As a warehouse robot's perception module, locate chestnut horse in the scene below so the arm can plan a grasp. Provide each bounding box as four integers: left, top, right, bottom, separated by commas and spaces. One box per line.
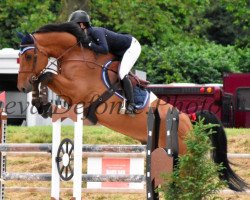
17, 22, 248, 191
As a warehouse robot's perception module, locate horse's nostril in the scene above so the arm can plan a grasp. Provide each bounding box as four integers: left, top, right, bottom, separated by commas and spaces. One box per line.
21, 88, 26, 93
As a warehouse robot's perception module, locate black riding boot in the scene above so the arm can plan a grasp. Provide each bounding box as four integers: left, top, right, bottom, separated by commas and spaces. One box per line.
121, 75, 136, 114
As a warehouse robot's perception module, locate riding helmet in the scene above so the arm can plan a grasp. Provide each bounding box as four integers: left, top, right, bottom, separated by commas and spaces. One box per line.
68, 10, 90, 23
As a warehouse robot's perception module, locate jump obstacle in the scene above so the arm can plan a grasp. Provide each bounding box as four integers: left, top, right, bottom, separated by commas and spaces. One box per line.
1, 107, 249, 199
0, 108, 7, 199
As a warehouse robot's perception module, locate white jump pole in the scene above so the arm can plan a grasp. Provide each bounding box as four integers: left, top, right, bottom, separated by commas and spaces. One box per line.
51, 113, 61, 199
0, 109, 7, 200
73, 104, 83, 200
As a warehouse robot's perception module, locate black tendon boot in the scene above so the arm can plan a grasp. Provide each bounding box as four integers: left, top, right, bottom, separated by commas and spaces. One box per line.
121, 75, 136, 114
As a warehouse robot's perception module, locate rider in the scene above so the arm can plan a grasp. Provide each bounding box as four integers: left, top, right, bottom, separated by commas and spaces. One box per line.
68, 10, 141, 114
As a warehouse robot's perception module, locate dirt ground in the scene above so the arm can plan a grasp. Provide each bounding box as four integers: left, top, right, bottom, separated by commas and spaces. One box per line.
3, 134, 250, 200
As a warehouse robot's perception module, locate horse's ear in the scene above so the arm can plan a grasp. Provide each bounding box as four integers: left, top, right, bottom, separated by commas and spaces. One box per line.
17, 32, 24, 40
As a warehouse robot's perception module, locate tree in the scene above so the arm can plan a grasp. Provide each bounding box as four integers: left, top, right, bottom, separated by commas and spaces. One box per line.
204, 0, 250, 47
57, 0, 90, 22
89, 0, 210, 46
161, 120, 225, 200
0, 0, 61, 49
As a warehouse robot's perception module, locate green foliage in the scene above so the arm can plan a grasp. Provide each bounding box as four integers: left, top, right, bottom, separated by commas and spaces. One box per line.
90, 0, 209, 45
0, 0, 62, 49
161, 120, 225, 200
238, 47, 250, 72
204, 0, 250, 47
224, 0, 250, 48
137, 41, 243, 84
136, 44, 184, 84
6, 125, 139, 144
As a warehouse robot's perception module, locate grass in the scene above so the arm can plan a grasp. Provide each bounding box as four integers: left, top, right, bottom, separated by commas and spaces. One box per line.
6, 126, 249, 145
6, 125, 140, 145
225, 128, 250, 153
225, 128, 250, 136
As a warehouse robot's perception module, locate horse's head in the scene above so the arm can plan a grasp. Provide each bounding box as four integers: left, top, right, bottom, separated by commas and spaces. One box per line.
17, 32, 48, 93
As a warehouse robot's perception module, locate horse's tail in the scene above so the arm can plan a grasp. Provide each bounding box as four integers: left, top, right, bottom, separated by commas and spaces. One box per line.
195, 110, 249, 191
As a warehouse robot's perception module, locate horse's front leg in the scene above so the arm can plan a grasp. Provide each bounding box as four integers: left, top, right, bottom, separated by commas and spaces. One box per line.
31, 81, 52, 118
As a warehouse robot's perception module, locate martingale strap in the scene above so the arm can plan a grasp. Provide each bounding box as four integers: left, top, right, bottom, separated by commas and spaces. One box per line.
84, 82, 120, 124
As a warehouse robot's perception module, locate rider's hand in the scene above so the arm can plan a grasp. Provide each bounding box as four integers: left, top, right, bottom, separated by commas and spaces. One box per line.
80, 36, 92, 48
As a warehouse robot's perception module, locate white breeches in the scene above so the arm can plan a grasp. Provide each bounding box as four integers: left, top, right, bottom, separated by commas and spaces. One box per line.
119, 37, 141, 79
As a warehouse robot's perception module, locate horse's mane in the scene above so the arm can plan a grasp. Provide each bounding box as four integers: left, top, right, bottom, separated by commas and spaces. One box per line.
35, 22, 85, 42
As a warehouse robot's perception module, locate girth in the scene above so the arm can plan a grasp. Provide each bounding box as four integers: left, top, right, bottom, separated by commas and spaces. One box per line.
84, 82, 120, 125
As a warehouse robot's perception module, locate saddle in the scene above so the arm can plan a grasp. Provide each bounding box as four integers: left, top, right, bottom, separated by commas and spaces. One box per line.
104, 58, 150, 88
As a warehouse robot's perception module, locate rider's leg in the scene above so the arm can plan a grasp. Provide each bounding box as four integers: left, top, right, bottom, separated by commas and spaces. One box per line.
121, 75, 136, 113
119, 37, 141, 113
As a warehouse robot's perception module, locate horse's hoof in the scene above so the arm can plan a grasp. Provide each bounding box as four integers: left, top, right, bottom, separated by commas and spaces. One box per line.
41, 103, 52, 118
37, 105, 44, 115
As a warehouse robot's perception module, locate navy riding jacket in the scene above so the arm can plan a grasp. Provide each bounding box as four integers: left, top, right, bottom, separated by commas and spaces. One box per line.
86, 27, 132, 58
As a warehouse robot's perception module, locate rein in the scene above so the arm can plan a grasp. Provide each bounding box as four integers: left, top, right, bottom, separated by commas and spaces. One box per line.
60, 43, 118, 74
60, 58, 118, 74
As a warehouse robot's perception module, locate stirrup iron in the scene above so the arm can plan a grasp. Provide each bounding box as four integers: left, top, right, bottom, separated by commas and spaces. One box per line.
119, 98, 126, 114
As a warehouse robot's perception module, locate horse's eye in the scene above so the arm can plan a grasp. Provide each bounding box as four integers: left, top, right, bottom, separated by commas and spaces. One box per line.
25, 54, 32, 61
